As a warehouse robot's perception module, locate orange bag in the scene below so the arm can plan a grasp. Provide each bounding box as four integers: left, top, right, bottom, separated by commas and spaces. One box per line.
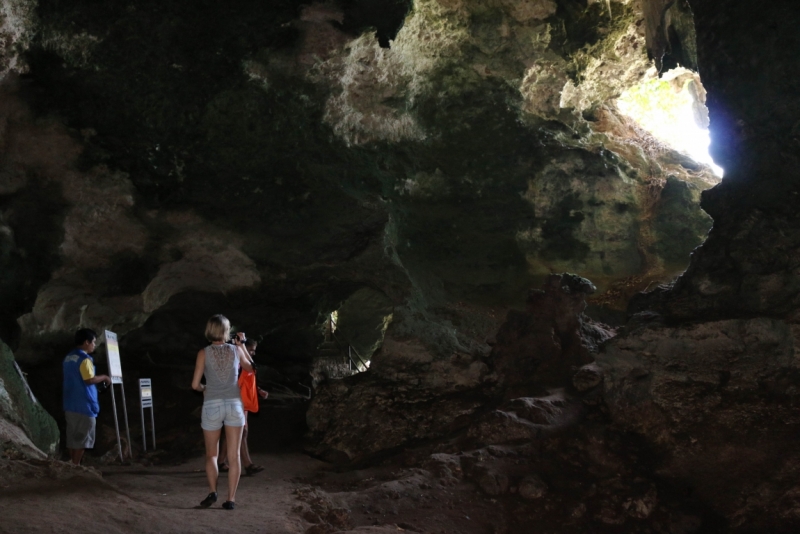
238, 370, 259, 413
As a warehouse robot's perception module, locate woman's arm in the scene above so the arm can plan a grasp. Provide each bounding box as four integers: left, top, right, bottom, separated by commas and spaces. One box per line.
236, 344, 254, 372
191, 349, 206, 391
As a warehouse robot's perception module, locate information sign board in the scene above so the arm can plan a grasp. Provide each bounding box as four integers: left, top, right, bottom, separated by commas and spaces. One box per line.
105, 330, 123, 384
140, 379, 153, 408
103, 330, 132, 460
139, 378, 156, 451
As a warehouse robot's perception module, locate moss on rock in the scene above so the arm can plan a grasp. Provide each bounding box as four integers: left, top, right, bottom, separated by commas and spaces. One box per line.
0, 338, 59, 457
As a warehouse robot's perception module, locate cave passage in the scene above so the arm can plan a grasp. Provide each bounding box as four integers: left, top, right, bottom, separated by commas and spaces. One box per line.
312, 288, 392, 384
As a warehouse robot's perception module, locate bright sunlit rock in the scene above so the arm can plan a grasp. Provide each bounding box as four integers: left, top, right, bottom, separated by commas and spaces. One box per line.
616, 67, 724, 178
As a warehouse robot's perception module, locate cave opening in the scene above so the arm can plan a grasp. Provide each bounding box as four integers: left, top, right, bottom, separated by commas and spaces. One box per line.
616, 66, 724, 178
336, 0, 412, 48
313, 288, 393, 385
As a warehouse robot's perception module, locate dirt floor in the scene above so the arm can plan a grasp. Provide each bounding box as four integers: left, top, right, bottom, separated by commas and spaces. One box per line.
0, 453, 321, 534
0, 451, 503, 534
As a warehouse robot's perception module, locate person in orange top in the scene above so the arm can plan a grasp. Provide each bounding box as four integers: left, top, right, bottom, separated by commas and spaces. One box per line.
219, 338, 268, 476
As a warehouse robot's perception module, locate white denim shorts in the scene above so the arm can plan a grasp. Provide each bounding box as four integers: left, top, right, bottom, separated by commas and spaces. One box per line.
201, 398, 245, 431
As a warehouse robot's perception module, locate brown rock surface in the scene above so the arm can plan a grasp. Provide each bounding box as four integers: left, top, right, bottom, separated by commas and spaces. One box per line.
598, 315, 800, 530
306, 332, 497, 464
493, 274, 614, 398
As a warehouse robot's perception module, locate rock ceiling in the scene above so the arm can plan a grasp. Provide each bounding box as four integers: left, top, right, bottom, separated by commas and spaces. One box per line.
2, 0, 715, 358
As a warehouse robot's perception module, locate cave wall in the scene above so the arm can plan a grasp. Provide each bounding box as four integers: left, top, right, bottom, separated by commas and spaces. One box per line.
0, 0, 716, 451
305, 1, 800, 528
303, 0, 716, 463
0, 338, 59, 458
0, 0, 727, 465
634, 0, 800, 321
1, 0, 715, 353
592, 1, 800, 530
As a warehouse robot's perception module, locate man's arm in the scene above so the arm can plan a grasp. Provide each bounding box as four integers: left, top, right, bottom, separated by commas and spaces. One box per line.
80, 358, 111, 386
84, 375, 112, 386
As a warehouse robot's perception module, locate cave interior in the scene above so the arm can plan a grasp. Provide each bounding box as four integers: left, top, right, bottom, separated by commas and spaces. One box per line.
1, 0, 800, 532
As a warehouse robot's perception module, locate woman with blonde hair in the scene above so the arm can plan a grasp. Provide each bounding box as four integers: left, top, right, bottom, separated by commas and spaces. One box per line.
191, 314, 254, 510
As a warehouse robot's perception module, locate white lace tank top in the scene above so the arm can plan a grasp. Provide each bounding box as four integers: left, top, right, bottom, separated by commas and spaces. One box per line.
203, 344, 240, 401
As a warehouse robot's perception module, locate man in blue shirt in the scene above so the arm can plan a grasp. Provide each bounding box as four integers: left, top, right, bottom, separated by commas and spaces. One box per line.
63, 328, 111, 465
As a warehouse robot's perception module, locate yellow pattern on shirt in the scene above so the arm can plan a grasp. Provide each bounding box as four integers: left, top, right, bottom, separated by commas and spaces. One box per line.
79, 358, 95, 381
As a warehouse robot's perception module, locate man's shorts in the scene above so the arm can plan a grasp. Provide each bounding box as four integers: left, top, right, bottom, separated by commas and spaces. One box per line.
65, 411, 96, 449
201, 398, 245, 431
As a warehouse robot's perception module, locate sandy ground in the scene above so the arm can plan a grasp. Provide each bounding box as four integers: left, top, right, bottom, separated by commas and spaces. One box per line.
0, 453, 326, 534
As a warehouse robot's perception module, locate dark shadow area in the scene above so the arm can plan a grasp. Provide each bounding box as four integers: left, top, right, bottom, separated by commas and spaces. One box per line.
0, 177, 68, 349
335, 0, 411, 48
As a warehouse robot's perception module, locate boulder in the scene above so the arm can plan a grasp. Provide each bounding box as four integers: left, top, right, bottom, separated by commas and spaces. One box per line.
492, 273, 613, 398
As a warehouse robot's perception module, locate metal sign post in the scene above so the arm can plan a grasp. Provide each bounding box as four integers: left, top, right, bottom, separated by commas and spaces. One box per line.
139, 379, 156, 452
105, 330, 133, 461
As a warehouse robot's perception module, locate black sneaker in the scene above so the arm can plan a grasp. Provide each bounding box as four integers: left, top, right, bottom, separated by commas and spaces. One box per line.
200, 492, 217, 508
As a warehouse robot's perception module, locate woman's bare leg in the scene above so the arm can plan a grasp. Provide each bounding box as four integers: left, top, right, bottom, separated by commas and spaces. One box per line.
218, 431, 228, 467
202, 428, 222, 493
240, 412, 252, 467
224, 423, 245, 502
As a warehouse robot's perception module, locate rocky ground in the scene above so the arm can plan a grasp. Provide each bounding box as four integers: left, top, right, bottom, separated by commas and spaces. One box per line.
0, 446, 711, 534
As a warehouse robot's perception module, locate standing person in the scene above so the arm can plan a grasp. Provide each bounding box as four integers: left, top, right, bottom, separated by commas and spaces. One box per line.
63, 328, 112, 466
191, 314, 253, 510
218, 338, 268, 475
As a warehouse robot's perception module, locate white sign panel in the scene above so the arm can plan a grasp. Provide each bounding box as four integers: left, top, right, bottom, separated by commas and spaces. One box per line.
105, 330, 132, 460
140, 378, 153, 408
139, 378, 156, 450
105, 330, 123, 384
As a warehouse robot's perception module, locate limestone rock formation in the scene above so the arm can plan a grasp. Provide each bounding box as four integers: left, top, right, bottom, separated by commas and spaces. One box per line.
591, 3, 800, 530
599, 316, 800, 530
307, 273, 610, 463
492, 273, 613, 398
0, 0, 36, 76
0, 0, 718, 373
306, 324, 497, 464
0, 338, 59, 458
